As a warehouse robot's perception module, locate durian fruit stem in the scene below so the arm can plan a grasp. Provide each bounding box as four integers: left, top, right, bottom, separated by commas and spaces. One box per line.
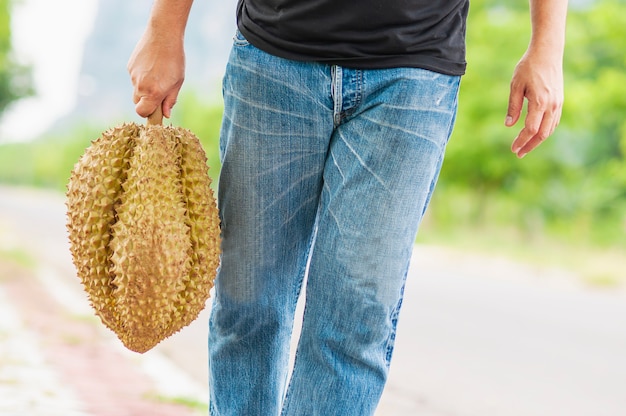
147, 106, 163, 126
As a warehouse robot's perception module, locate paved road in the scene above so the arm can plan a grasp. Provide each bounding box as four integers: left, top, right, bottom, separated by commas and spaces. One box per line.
1, 185, 625, 415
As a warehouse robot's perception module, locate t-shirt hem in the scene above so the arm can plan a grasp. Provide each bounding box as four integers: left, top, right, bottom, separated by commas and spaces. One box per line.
239, 25, 466, 76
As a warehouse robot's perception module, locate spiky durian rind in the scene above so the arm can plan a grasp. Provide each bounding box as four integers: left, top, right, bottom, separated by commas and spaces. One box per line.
66, 123, 139, 332
66, 122, 220, 353
175, 128, 220, 329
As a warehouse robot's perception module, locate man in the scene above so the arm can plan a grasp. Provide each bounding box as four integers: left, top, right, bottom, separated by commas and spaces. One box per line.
128, 0, 567, 414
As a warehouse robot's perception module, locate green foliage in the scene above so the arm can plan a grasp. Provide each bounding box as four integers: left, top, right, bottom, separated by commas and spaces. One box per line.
170, 93, 223, 182
442, 1, 530, 191
0, 93, 223, 192
425, 0, 626, 247
0, 124, 101, 190
0, 0, 625, 254
0, 0, 34, 117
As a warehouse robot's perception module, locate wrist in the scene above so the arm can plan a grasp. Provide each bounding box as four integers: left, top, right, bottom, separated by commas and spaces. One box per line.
528, 33, 565, 57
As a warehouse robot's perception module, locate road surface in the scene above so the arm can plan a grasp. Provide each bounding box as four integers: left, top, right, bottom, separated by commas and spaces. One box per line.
1, 185, 625, 415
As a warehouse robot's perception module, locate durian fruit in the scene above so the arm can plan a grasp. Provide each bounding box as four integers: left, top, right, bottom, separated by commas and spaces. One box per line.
66, 117, 220, 353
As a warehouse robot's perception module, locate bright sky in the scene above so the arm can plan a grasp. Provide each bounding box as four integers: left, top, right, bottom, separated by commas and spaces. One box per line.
0, 0, 98, 142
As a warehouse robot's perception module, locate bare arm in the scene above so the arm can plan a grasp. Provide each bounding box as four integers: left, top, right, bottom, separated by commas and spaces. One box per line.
506, 0, 568, 158
127, 0, 194, 119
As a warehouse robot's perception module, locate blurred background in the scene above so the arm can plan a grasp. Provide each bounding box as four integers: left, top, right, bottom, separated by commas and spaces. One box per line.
1, 0, 625, 279
0, 0, 625, 415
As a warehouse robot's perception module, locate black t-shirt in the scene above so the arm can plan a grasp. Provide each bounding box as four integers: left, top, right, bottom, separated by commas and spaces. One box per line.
236, 0, 469, 75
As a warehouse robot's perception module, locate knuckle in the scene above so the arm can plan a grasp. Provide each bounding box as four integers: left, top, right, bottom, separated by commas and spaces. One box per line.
139, 83, 159, 98
533, 97, 546, 108
534, 132, 545, 143
525, 124, 540, 136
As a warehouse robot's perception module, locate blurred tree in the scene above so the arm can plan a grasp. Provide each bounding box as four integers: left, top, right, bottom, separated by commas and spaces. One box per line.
0, 0, 34, 118
0, 0, 624, 247
430, 0, 626, 243
170, 93, 223, 183
553, 0, 626, 241
439, 0, 539, 222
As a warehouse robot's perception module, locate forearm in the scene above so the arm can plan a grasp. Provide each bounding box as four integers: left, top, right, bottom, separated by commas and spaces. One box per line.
527, 0, 568, 57
146, 0, 195, 40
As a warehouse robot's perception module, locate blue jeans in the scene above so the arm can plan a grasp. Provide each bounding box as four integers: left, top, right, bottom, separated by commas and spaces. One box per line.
208, 31, 460, 416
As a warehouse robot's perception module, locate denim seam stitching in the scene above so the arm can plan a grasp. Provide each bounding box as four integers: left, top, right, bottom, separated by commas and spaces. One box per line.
331, 65, 343, 127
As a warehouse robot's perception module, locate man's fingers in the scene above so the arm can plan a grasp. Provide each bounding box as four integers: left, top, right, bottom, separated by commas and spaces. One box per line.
162, 95, 178, 119
134, 93, 178, 119
514, 105, 557, 158
511, 99, 540, 153
505, 82, 525, 127
134, 96, 161, 118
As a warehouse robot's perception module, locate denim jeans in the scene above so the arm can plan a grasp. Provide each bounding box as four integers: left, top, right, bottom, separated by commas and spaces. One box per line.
208, 31, 460, 416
